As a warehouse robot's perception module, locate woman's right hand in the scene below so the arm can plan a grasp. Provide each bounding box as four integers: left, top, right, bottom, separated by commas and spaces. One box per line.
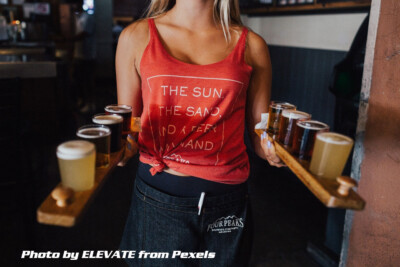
260, 132, 286, 168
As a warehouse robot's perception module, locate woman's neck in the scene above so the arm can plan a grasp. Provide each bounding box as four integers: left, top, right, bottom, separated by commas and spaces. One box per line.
167, 0, 216, 31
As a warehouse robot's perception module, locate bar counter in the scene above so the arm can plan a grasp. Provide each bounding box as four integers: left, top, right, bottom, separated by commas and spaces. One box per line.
0, 42, 56, 79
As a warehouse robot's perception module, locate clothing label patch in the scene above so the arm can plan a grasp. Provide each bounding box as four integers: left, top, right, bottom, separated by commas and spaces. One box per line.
207, 215, 244, 234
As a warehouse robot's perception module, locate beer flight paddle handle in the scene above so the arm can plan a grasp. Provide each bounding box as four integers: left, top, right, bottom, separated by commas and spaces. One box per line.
51, 186, 74, 207
337, 176, 357, 197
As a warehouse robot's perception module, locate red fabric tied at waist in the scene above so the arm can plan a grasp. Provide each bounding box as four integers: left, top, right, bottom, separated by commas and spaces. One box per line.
149, 158, 166, 176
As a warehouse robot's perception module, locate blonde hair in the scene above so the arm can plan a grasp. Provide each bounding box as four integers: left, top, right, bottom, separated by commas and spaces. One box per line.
146, 0, 242, 42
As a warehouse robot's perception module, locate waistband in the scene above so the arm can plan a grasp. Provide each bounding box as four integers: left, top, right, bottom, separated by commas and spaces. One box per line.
135, 174, 248, 211
137, 161, 247, 197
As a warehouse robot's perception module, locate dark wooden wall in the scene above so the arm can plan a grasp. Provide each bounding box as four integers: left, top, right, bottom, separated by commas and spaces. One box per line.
269, 45, 347, 128
113, 0, 149, 19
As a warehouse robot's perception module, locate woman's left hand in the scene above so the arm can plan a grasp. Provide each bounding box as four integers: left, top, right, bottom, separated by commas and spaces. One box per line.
260, 132, 286, 168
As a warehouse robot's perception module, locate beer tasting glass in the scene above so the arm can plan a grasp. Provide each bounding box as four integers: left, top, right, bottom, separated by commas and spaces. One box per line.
267, 102, 296, 136
131, 116, 142, 133
292, 120, 329, 160
57, 140, 95, 191
92, 113, 123, 152
278, 110, 311, 147
309, 132, 354, 179
76, 124, 111, 168
105, 104, 132, 136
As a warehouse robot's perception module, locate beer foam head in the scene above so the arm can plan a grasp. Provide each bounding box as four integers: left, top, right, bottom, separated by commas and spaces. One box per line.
282, 110, 311, 120
77, 125, 111, 139
105, 104, 132, 114
297, 120, 329, 130
57, 140, 95, 160
92, 113, 123, 125
317, 132, 354, 145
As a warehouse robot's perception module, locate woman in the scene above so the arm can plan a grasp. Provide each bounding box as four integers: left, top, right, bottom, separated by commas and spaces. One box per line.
116, 0, 284, 266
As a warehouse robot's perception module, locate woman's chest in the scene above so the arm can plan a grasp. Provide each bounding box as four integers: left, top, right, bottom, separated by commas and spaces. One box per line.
158, 30, 238, 65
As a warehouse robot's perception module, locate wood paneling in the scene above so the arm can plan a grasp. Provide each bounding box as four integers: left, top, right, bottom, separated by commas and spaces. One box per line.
113, 0, 149, 19
268, 45, 346, 128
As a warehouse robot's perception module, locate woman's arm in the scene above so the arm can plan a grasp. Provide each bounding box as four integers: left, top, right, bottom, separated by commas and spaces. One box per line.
245, 31, 285, 167
115, 21, 149, 117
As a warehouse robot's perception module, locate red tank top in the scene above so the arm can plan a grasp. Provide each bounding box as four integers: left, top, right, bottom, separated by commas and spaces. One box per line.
138, 18, 253, 184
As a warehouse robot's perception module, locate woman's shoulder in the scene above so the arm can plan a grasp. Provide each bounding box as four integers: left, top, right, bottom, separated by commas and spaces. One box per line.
230, 25, 268, 51
244, 28, 270, 66
117, 19, 151, 65
117, 19, 152, 53
119, 19, 149, 43
246, 29, 268, 52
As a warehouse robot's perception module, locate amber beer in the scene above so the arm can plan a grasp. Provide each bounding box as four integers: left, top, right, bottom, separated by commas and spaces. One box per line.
57, 140, 95, 191
278, 110, 311, 147
267, 102, 296, 136
77, 125, 111, 168
105, 104, 132, 136
92, 113, 123, 152
292, 120, 329, 160
309, 132, 354, 179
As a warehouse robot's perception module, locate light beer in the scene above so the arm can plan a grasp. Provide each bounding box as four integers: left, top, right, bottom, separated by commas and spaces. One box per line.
278, 110, 311, 147
77, 124, 111, 168
309, 132, 354, 179
57, 140, 95, 191
92, 113, 123, 152
292, 120, 329, 160
267, 102, 296, 136
105, 104, 132, 136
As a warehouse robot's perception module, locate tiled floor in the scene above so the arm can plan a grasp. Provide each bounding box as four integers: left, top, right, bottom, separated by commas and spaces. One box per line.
4, 77, 331, 267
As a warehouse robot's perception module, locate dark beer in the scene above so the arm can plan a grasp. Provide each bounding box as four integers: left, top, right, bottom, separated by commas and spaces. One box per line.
278, 110, 311, 147
292, 120, 329, 160
267, 102, 296, 136
92, 113, 123, 152
77, 124, 111, 168
105, 104, 132, 136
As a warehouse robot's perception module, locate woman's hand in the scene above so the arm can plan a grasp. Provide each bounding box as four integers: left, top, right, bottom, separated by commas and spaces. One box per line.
117, 133, 138, 167
260, 132, 286, 168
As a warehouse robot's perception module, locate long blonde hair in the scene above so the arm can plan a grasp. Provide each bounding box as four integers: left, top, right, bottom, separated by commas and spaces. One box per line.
146, 0, 242, 42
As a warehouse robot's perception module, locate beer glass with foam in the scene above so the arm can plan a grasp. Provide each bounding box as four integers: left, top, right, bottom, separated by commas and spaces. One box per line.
92, 113, 123, 152
292, 120, 329, 160
77, 124, 111, 168
105, 104, 132, 136
309, 132, 354, 179
57, 140, 95, 191
267, 102, 296, 136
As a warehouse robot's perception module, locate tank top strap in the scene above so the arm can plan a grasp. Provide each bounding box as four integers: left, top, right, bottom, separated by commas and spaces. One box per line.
228, 27, 249, 64
147, 18, 158, 41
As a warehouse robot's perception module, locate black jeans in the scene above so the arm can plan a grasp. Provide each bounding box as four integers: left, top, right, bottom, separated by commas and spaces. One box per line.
120, 175, 252, 267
